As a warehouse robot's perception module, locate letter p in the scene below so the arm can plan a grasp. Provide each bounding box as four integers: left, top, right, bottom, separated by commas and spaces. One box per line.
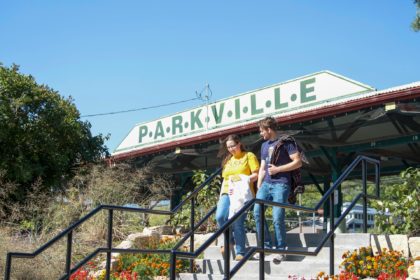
138, 126, 148, 143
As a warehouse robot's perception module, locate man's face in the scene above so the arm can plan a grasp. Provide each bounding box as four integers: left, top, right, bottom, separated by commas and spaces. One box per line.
259, 127, 270, 140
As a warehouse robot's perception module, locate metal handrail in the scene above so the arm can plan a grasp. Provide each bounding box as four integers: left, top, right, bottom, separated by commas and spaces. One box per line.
167, 155, 380, 279
4, 167, 222, 280
4, 155, 380, 280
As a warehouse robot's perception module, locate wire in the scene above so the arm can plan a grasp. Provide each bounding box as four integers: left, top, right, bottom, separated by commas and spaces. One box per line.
196, 84, 212, 102
80, 97, 200, 118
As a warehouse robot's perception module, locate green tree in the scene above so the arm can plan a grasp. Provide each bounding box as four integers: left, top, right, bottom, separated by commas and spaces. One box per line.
0, 63, 108, 201
371, 168, 420, 236
412, 0, 420, 31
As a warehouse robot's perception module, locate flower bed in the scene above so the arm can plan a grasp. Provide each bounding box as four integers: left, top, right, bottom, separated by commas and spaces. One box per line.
317, 246, 413, 280
70, 236, 191, 280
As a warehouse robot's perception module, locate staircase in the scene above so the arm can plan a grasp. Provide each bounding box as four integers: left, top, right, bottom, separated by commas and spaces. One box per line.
179, 232, 371, 279
4, 156, 380, 280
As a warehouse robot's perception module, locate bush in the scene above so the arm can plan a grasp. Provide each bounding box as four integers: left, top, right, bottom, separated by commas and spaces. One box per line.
112, 237, 190, 280
340, 246, 412, 279
0, 163, 175, 279
70, 237, 191, 280
0, 227, 65, 280
317, 246, 413, 280
50, 163, 174, 242
169, 169, 221, 233
372, 167, 420, 236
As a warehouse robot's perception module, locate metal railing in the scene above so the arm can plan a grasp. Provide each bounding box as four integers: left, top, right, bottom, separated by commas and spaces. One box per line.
4, 155, 380, 280
167, 155, 380, 279
4, 167, 222, 280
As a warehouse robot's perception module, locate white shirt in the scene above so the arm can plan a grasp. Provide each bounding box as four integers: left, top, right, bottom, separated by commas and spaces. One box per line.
226, 174, 253, 219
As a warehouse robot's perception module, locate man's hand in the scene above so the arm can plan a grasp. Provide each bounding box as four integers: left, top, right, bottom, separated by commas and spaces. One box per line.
267, 164, 279, 176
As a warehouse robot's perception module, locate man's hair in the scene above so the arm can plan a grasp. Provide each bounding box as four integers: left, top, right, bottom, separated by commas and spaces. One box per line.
258, 116, 277, 131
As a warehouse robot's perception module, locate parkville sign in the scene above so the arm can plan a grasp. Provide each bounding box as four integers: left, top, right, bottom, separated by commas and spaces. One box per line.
113, 71, 374, 155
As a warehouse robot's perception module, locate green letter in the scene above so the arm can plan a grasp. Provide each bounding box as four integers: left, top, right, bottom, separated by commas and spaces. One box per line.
211, 103, 225, 124
300, 78, 316, 103
138, 126, 148, 143
190, 109, 203, 130
235, 99, 241, 119
251, 94, 263, 115
172, 115, 183, 135
274, 88, 288, 109
154, 121, 165, 139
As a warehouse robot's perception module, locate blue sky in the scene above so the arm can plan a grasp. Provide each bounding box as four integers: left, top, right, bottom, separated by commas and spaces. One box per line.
1, 1, 419, 152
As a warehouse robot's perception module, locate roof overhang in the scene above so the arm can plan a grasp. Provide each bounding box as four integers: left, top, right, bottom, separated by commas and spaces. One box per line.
111, 79, 420, 162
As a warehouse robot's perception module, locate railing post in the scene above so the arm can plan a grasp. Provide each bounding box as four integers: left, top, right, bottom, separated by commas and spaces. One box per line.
224, 226, 231, 279
169, 250, 177, 280
375, 161, 380, 198
4, 253, 12, 280
65, 231, 73, 279
329, 190, 335, 276
259, 201, 265, 280
362, 160, 368, 233
105, 209, 113, 280
189, 196, 195, 273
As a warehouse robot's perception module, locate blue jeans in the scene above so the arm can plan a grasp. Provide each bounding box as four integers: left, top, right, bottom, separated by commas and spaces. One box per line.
215, 194, 247, 256
253, 182, 289, 249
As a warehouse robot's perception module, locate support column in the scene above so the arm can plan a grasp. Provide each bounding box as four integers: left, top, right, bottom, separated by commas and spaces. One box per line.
170, 173, 191, 210
320, 147, 343, 222
323, 177, 330, 232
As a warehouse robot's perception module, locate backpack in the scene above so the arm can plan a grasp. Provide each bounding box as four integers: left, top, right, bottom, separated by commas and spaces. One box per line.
270, 135, 307, 204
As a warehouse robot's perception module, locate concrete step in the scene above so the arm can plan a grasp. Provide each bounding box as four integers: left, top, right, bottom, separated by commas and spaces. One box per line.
203, 245, 350, 262
217, 232, 370, 248
179, 272, 322, 280
179, 233, 371, 280
194, 258, 331, 276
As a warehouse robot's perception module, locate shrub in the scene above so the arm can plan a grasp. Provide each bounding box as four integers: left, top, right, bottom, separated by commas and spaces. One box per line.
39, 163, 175, 241
0, 163, 175, 279
340, 246, 412, 279
169, 169, 221, 233
372, 167, 420, 236
77, 237, 191, 280
0, 227, 66, 280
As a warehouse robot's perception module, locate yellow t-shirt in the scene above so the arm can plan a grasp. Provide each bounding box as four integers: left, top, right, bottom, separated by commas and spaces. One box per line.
221, 151, 260, 194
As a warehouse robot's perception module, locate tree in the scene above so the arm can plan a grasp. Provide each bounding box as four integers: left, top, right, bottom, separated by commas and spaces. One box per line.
371, 168, 420, 236
0, 63, 109, 201
413, 0, 420, 31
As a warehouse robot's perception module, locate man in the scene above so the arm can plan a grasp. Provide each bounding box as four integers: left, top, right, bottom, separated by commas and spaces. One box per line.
253, 116, 302, 263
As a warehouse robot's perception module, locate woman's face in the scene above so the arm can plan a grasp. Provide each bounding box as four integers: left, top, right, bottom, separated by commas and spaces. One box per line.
226, 140, 241, 156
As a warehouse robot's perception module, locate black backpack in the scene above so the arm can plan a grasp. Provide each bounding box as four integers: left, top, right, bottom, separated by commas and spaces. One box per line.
270, 135, 307, 204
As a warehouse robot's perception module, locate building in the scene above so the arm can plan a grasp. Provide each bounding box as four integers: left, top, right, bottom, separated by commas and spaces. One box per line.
342, 202, 379, 232
110, 70, 420, 218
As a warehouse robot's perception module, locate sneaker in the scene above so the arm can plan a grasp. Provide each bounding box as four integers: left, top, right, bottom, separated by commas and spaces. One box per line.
252, 252, 269, 260
235, 255, 244, 261
271, 253, 285, 264
220, 245, 234, 256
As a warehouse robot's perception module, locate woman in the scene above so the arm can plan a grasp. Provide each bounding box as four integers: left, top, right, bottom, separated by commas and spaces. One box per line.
215, 134, 259, 260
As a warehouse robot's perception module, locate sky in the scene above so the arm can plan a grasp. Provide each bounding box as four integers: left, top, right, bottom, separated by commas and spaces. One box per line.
1, 1, 419, 153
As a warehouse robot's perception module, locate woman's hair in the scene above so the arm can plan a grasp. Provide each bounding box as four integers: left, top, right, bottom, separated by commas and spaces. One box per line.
217, 134, 246, 167
258, 116, 278, 131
